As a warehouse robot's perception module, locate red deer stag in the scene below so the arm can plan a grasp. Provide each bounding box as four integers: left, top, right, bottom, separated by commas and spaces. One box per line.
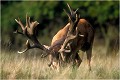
14, 4, 94, 71
14, 14, 81, 71
59, 4, 95, 71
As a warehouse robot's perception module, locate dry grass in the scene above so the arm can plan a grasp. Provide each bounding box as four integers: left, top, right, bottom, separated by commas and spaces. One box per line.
0, 46, 119, 79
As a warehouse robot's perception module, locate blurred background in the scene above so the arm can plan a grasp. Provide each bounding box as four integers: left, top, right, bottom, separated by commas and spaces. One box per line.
1, 1, 119, 56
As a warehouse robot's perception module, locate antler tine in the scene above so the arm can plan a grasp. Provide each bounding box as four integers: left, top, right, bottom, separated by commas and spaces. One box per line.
18, 48, 29, 54
26, 14, 28, 27
18, 40, 31, 54
13, 29, 24, 35
26, 13, 30, 27
15, 18, 25, 30
30, 21, 39, 35
74, 8, 79, 14
75, 13, 80, 23
28, 17, 31, 26
67, 3, 73, 15
63, 9, 71, 20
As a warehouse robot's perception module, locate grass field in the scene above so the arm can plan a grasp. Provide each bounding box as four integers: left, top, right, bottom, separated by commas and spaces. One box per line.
0, 45, 119, 79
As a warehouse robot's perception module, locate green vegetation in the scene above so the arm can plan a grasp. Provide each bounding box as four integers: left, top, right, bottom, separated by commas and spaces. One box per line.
1, 1, 119, 51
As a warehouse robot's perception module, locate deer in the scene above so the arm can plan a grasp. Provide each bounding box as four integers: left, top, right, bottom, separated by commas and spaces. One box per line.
14, 3, 94, 71
14, 14, 82, 71
59, 4, 95, 71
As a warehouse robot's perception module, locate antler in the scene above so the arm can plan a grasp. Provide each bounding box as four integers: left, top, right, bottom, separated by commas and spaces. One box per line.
63, 3, 79, 21
18, 40, 30, 54
63, 3, 80, 34
14, 14, 49, 54
59, 4, 83, 61
15, 18, 25, 30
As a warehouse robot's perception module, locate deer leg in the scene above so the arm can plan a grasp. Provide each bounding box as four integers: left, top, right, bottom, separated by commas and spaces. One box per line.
75, 53, 82, 67
86, 47, 92, 71
70, 52, 77, 68
48, 54, 53, 67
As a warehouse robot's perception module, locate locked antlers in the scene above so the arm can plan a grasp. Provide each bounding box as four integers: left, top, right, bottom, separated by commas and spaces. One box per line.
59, 3, 84, 61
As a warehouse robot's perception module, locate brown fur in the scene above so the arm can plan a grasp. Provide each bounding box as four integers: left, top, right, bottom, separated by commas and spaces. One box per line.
48, 19, 94, 70
60, 18, 95, 70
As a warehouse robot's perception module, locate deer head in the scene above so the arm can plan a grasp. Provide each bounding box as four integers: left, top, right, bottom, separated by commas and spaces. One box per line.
14, 14, 49, 54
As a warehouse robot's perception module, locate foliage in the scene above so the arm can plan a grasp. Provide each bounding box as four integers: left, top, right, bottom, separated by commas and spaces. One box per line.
1, 1, 119, 33
1, 1, 119, 51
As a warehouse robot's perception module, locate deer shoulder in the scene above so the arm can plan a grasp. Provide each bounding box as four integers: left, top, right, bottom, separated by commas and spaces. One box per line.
49, 23, 70, 51
51, 23, 70, 45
